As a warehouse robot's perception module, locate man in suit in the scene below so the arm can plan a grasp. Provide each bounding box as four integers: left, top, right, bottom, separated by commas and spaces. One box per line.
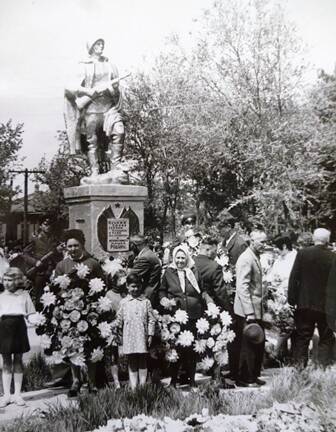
216, 210, 248, 265
288, 228, 335, 367
129, 234, 162, 307
233, 230, 267, 387
193, 236, 230, 310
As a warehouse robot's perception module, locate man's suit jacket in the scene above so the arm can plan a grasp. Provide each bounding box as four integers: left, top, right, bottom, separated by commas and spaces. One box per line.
227, 233, 248, 265
234, 247, 264, 319
193, 254, 230, 309
288, 244, 334, 312
131, 246, 162, 304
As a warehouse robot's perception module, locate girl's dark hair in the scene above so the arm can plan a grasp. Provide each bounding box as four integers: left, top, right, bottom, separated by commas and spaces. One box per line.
126, 272, 142, 286
273, 235, 293, 251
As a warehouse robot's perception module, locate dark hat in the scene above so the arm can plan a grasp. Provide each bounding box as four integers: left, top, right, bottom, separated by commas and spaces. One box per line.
243, 323, 264, 344
130, 234, 146, 245
181, 212, 196, 226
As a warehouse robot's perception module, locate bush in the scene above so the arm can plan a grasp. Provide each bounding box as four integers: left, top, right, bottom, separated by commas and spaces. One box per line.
22, 353, 52, 391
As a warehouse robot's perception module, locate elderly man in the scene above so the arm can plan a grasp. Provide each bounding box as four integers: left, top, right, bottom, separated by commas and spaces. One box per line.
233, 230, 267, 387
288, 228, 335, 367
65, 38, 126, 183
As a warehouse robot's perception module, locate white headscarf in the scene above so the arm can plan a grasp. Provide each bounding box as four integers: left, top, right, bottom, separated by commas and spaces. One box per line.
170, 244, 200, 294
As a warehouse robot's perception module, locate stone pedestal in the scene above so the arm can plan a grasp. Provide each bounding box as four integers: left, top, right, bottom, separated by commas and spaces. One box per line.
64, 184, 147, 260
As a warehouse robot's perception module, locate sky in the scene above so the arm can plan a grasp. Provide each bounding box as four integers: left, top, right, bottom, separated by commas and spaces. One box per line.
0, 0, 335, 194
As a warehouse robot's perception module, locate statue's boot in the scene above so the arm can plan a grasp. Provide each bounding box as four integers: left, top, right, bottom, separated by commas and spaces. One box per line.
88, 149, 100, 177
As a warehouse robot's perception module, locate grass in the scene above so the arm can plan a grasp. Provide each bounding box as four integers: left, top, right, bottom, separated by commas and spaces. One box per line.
1, 366, 336, 432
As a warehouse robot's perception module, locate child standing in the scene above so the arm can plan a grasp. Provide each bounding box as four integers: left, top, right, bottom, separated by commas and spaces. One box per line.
0, 267, 36, 407
115, 272, 155, 389
104, 261, 127, 389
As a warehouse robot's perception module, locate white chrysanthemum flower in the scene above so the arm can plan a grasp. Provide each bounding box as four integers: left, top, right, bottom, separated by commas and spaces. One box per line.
207, 337, 215, 349
101, 259, 123, 277
60, 336, 73, 348
194, 339, 207, 354
46, 351, 64, 365
97, 296, 113, 312
215, 350, 229, 366
160, 297, 177, 310
89, 278, 105, 294
225, 330, 236, 343
196, 317, 210, 335
75, 263, 90, 279
220, 311, 232, 327
206, 303, 220, 318
90, 347, 104, 363
40, 292, 56, 307
174, 309, 188, 324
200, 356, 215, 371
177, 330, 194, 347
43, 285, 50, 293
223, 270, 233, 283
40, 334, 52, 349
215, 254, 229, 268
161, 314, 173, 325
98, 321, 112, 339
28, 312, 46, 326
69, 353, 86, 367
69, 310, 81, 323
77, 320, 89, 333
53, 275, 71, 289
169, 323, 181, 334
165, 349, 179, 363
210, 323, 222, 336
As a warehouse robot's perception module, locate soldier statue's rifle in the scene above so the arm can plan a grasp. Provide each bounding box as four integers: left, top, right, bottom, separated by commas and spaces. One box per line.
75, 73, 131, 110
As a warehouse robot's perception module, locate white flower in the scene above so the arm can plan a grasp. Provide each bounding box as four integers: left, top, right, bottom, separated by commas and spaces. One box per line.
165, 349, 179, 363
69, 353, 86, 367
75, 263, 90, 279
77, 320, 89, 333
89, 278, 105, 294
225, 330, 236, 343
169, 323, 181, 334
174, 309, 188, 324
207, 337, 215, 349
46, 351, 64, 365
40, 292, 56, 307
69, 310, 81, 323
196, 317, 210, 335
206, 303, 220, 318
160, 297, 176, 310
71, 287, 85, 300
210, 323, 222, 336
161, 314, 172, 325
53, 275, 71, 289
97, 296, 113, 312
194, 339, 207, 354
215, 351, 228, 366
223, 270, 233, 283
98, 321, 112, 339
40, 334, 52, 349
177, 330, 194, 347
215, 254, 229, 268
220, 311, 232, 327
102, 259, 123, 277
60, 319, 71, 331
200, 356, 215, 371
28, 312, 46, 326
161, 328, 171, 341
60, 336, 73, 348
90, 347, 104, 363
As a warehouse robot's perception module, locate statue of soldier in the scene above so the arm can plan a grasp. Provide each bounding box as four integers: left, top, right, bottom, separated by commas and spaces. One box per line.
64, 38, 129, 184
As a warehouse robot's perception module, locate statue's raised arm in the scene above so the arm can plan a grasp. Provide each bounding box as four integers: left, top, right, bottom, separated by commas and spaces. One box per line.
64, 38, 131, 185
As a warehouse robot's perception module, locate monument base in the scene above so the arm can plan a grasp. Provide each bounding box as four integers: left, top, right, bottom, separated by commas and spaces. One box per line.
64, 184, 148, 260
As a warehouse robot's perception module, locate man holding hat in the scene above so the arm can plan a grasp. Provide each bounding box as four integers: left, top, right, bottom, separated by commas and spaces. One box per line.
233, 230, 267, 387
129, 234, 162, 307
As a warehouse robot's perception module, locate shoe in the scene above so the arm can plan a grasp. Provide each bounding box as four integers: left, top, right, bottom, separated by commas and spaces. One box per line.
256, 378, 266, 386
220, 379, 236, 389
12, 395, 26, 406
235, 380, 260, 388
0, 396, 11, 408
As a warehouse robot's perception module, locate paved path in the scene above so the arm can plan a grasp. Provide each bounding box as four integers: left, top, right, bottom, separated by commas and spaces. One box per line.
0, 368, 281, 426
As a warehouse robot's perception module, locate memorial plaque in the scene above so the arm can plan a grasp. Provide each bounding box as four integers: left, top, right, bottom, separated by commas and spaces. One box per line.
107, 218, 129, 252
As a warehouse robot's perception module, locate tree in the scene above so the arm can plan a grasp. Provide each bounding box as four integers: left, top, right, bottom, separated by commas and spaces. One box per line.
0, 120, 24, 212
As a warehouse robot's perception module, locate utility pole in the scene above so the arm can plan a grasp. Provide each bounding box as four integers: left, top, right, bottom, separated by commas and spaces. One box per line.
9, 169, 45, 246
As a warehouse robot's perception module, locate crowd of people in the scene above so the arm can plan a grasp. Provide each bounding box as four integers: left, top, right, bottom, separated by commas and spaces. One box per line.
1, 212, 336, 407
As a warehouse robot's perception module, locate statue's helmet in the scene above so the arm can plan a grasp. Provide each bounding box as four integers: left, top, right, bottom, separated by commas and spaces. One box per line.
86, 38, 105, 54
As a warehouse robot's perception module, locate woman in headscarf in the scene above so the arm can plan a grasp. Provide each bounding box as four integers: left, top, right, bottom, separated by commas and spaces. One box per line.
159, 244, 214, 388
